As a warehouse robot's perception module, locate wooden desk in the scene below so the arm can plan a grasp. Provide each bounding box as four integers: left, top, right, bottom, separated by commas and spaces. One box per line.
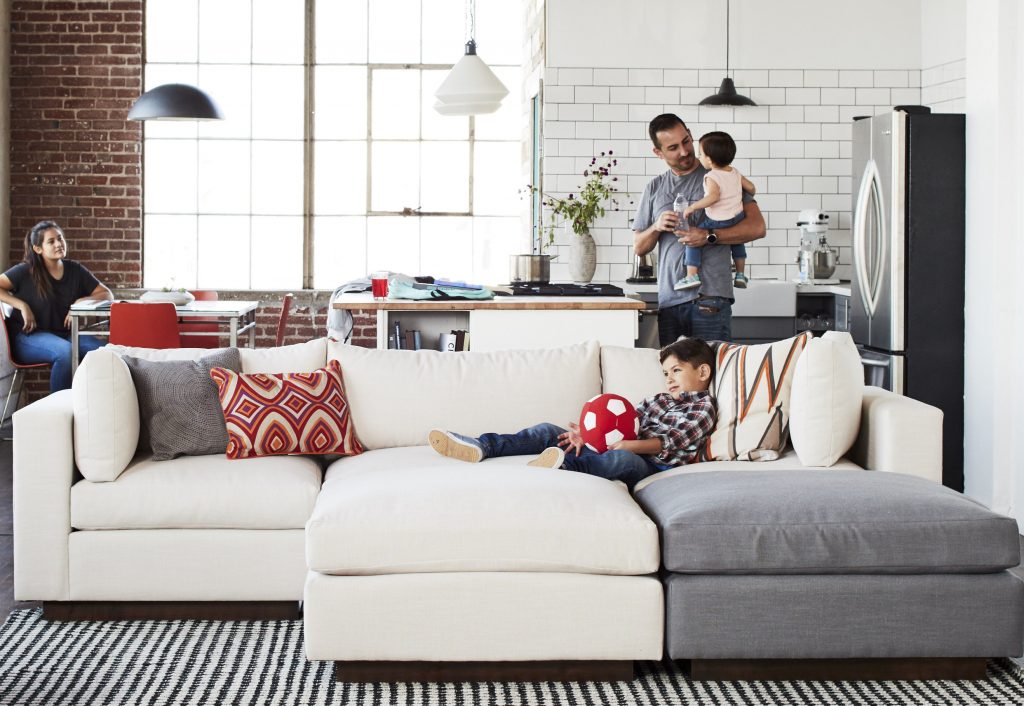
332, 293, 644, 351
68, 300, 260, 376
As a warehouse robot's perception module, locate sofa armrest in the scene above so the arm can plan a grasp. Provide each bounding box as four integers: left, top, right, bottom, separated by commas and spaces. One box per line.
13, 390, 74, 600
847, 386, 943, 483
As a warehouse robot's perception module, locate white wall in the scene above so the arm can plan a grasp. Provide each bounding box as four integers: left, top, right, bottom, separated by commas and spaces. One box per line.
921, 0, 965, 68
963, 0, 1023, 526
547, 0, 922, 70
920, 0, 966, 111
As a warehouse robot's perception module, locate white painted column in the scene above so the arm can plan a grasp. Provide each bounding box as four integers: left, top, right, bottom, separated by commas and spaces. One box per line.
963, 0, 1023, 526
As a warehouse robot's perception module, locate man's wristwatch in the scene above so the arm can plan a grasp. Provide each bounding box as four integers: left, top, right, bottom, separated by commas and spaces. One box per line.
706, 229, 718, 244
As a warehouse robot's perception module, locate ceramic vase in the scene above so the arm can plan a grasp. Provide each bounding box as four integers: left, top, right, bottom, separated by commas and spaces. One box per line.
568, 229, 597, 283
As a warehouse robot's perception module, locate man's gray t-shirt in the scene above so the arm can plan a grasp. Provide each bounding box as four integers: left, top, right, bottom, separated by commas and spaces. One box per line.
633, 166, 752, 308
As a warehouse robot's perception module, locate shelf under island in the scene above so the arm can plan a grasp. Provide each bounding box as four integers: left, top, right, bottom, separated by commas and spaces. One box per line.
331, 293, 644, 352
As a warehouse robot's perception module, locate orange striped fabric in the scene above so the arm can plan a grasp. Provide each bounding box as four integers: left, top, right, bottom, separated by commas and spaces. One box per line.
700, 331, 813, 462
209, 360, 363, 460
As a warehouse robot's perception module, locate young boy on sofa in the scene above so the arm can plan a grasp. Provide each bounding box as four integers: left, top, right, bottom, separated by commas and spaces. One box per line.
428, 338, 717, 489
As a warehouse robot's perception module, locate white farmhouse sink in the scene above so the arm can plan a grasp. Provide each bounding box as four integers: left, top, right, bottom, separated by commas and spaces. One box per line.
731, 279, 796, 317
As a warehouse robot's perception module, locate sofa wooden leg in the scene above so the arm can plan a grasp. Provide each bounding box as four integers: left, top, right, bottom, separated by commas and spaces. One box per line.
42, 601, 302, 621
684, 657, 989, 681
334, 660, 635, 683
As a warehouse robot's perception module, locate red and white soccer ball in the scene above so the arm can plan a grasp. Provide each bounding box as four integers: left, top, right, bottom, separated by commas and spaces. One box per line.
578, 393, 639, 453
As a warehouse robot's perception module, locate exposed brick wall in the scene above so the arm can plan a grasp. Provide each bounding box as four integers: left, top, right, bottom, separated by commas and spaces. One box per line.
7, 0, 143, 285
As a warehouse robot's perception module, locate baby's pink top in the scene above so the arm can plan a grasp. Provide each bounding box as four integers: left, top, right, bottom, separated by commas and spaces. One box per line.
704, 168, 744, 221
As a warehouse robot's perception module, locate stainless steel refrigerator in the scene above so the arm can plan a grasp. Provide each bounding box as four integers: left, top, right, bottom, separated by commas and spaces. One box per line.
851, 107, 965, 490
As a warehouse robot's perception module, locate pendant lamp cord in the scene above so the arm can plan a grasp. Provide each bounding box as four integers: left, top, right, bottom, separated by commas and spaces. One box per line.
726, 0, 731, 77
467, 0, 476, 43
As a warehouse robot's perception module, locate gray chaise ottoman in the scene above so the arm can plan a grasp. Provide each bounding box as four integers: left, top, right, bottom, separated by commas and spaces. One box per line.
635, 470, 1024, 680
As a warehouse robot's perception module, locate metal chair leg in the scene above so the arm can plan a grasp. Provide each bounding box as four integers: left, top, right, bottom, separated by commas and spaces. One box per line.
2, 369, 22, 441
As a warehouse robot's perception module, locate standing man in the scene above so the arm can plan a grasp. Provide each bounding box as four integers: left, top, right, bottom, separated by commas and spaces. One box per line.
633, 114, 766, 344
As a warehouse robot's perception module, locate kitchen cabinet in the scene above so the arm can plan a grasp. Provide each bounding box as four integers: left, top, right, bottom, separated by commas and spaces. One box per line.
795, 284, 851, 335
332, 294, 643, 352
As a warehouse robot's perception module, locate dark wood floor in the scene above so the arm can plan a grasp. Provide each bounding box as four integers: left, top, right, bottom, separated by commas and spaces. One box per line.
1, 434, 1023, 622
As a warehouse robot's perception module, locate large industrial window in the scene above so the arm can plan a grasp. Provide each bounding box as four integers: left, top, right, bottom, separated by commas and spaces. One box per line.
142, 0, 522, 290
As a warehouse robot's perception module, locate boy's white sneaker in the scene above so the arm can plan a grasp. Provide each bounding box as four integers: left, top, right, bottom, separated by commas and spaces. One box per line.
428, 429, 484, 463
527, 447, 565, 469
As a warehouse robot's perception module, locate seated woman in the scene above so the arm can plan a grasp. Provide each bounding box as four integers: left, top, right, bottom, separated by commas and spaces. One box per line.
0, 220, 113, 392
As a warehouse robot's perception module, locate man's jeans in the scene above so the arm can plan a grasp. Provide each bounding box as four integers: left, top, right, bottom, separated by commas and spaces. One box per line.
658, 297, 732, 346
477, 423, 662, 489
12, 330, 106, 392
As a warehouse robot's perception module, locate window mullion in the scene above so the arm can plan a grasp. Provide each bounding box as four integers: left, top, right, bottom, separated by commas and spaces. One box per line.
302, 0, 316, 289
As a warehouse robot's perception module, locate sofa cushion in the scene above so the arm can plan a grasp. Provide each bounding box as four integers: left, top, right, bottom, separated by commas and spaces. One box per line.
789, 331, 864, 467
701, 332, 813, 462
635, 470, 1022, 574
71, 453, 322, 529
307, 446, 660, 575
210, 360, 362, 459
72, 347, 140, 482
239, 338, 327, 374
123, 348, 240, 461
327, 341, 602, 450
107, 338, 327, 374
600, 346, 663, 402
633, 447, 863, 492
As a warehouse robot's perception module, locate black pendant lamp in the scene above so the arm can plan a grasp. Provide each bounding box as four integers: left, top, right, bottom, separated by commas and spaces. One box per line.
128, 83, 224, 121
699, 0, 756, 107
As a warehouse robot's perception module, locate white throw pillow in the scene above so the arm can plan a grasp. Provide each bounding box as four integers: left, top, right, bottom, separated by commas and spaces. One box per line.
72, 347, 140, 482
328, 341, 602, 450
789, 331, 864, 467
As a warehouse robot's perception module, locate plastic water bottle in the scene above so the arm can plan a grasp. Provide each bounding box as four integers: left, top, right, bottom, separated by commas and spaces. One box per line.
673, 194, 690, 231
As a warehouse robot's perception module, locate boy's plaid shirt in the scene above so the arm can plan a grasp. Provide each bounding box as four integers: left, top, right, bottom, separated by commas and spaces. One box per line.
636, 391, 716, 466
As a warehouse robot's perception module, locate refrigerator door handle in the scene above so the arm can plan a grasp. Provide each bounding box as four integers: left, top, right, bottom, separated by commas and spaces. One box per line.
853, 161, 882, 316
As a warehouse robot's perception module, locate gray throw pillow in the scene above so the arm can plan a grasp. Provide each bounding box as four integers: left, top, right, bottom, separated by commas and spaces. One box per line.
123, 348, 242, 461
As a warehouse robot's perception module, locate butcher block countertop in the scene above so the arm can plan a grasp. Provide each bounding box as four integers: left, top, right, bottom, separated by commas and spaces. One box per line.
331, 292, 644, 311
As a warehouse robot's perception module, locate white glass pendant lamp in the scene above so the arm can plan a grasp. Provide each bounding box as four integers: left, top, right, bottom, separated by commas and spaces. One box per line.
434, 0, 509, 116
128, 83, 224, 121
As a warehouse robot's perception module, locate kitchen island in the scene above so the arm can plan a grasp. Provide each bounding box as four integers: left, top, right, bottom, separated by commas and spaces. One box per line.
332, 293, 644, 351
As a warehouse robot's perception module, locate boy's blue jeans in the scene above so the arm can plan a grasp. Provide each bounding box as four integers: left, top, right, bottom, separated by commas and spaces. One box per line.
476, 423, 664, 489
12, 330, 106, 392
684, 212, 747, 267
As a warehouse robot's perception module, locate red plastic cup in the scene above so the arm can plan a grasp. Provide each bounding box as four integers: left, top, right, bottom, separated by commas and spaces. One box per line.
371, 271, 389, 300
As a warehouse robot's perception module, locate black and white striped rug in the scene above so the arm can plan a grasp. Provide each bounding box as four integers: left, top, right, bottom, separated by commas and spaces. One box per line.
1, 609, 1023, 705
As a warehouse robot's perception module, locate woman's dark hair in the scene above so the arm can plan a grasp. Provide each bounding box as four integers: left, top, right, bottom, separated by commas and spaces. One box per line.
23, 220, 65, 300
659, 337, 714, 370
699, 131, 737, 167
648, 113, 689, 148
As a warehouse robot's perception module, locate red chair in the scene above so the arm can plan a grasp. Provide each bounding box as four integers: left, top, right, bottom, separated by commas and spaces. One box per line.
1, 305, 50, 428
180, 289, 220, 348
275, 293, 294, 346
109, 302, 182, 349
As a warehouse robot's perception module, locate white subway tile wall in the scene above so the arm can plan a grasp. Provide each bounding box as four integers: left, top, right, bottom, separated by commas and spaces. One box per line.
541, 68, 925, 283
921, 59, 966, 113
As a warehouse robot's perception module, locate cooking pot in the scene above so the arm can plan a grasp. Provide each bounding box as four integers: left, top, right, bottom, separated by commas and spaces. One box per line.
510, 254, 555, 284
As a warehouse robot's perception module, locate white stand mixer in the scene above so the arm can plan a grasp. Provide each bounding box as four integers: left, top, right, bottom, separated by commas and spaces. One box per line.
794, 209, 839, 284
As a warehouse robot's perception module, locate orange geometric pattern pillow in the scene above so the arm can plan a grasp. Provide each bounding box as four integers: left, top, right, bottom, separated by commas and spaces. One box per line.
209, 360, 363, 460
700, 331, 813, 462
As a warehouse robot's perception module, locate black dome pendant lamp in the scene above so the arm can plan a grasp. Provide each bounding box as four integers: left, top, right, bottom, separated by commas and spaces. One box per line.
699, 0, 756, 107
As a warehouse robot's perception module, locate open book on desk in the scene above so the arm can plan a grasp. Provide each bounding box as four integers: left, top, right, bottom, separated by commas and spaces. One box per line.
70, 299, 116, 311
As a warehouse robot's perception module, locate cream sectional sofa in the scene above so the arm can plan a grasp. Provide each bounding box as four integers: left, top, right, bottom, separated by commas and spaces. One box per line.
16, 336, 1012, 681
